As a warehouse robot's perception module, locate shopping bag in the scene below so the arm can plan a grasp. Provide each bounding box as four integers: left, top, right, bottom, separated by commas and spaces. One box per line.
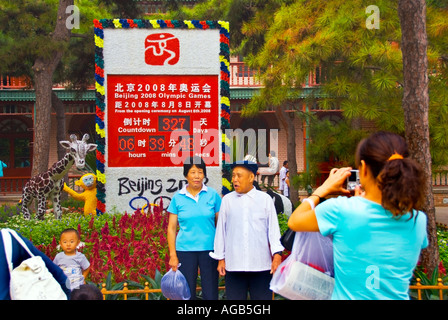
1, 229, 67, 300
270, 232, 334, 300
161, 267, 191, 300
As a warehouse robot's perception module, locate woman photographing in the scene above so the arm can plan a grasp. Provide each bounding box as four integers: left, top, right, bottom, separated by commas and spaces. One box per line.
288, 131, 428, 300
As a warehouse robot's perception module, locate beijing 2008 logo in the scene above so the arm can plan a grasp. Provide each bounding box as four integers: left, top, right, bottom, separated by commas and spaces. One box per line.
145, 33, 180, 66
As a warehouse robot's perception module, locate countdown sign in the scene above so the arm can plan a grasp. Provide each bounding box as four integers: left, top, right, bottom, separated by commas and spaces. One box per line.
107, 74, 219, 167
94, 20, 229, 214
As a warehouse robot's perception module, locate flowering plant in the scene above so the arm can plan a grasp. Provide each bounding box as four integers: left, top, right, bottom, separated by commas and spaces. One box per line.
36, 205, 169, 284
412, 261, 448, 300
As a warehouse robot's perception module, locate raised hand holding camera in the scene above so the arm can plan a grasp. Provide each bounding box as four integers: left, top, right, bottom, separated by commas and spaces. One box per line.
347, 170, 360, 191
312, 167, 353, 200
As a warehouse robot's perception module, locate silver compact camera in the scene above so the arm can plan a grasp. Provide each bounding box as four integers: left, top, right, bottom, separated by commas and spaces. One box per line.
347, 169, 360, 191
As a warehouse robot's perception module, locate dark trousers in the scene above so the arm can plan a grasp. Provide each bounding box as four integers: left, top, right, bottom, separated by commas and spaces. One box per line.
177, 251, 219, 300
225, 271, 273, 300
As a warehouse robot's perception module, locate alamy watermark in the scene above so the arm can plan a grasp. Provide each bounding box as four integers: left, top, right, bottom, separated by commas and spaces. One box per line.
365, 265, 380, 290
66, 5, 80, 30
366, 5, 380, 30
167, 124, 279, 166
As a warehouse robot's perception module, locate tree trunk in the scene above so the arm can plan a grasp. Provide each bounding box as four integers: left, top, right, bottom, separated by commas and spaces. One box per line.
52, 92, 67, 161
52, 92, 68, 201
275, 104, 299, 206
31, 69, 53, 177
398, 0, 438, 275
31, 0, 73, 177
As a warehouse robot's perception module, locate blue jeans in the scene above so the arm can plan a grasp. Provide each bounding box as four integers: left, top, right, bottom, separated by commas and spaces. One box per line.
177, 250, 219, 300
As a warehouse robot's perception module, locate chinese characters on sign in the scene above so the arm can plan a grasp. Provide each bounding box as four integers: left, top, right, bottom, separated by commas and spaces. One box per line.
107, 74, 219, 167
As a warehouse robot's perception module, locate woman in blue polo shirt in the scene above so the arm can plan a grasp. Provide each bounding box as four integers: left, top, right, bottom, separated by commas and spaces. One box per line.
288, 131, 428, 300
167, 156, 222, 300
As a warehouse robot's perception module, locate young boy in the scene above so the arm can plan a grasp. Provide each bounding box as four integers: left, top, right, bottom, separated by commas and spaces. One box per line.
53, 228, 90, 291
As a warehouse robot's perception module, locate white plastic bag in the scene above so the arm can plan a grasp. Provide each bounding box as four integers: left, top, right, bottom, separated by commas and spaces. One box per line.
1, 229, 67, 300
161, 267, 191, 300
270, 232, 334, 300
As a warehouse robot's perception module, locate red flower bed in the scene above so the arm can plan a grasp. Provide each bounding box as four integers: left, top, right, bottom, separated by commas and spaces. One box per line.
38, 204, 170, 284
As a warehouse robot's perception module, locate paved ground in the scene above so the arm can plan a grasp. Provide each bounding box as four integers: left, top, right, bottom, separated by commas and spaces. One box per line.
436, 207, 448, 226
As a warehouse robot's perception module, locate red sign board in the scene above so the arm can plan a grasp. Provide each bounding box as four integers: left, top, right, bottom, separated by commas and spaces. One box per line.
107, 74, 219, 167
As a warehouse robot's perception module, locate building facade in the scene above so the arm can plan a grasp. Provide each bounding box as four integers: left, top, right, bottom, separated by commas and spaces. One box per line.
0, 55, 329, 196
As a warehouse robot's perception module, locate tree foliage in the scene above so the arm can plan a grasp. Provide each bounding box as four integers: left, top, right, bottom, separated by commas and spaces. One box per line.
237, 0, 448, 171
0, 0, 142, 88
0, 0, 143, 176
0, 0, 59, 77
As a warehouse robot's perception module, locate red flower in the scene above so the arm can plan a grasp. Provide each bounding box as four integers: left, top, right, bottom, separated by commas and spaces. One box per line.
35, 206, 171, 285
101, 221, 110, 236
51, 235, 58, 248
439, 261, 446, 276
89, 216, 95, 230
112, 215, 117, 230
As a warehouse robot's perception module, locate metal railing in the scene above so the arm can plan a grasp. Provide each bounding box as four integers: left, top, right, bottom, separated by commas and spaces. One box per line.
100, 283, 228, 300
409, 278, 448, 300
100, 279, 447, 300
1, 64, 323, 90
0, 175, 84, 196
229, 62, 262, 87
433, 171, 448, 187
0, 75, 72, 90
0, 75, 31, 89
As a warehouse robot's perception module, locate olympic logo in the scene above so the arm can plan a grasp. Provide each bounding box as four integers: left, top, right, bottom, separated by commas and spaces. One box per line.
145, 33, 180, 66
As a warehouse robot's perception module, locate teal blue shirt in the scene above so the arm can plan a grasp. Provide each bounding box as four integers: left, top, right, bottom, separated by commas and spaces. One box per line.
0, 161, 6, 177
315, 196, 428, 300
168, 184, 221, 252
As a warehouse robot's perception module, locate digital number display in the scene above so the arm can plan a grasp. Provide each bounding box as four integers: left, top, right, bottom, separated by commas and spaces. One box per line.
148, 135, 165, 152
179, 135, 194, 151
107, 75, 219, 167
158, 116, 190, 132
118, 136, 135, 152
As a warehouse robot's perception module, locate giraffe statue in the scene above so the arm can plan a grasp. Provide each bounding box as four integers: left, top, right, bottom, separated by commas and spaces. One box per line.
21, 133, 97, 220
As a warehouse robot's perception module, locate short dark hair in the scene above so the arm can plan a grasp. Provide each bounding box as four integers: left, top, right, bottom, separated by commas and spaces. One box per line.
60, 228, 80, 240
183, 156, 207, 177
283, 160, 288, 166
70, 284, 103, 300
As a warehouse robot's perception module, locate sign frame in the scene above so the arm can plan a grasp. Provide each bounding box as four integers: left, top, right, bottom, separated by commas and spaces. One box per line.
93, 19, 231, 214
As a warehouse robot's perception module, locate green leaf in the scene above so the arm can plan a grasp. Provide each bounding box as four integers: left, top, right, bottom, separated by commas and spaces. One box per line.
371, 72, 398, 91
